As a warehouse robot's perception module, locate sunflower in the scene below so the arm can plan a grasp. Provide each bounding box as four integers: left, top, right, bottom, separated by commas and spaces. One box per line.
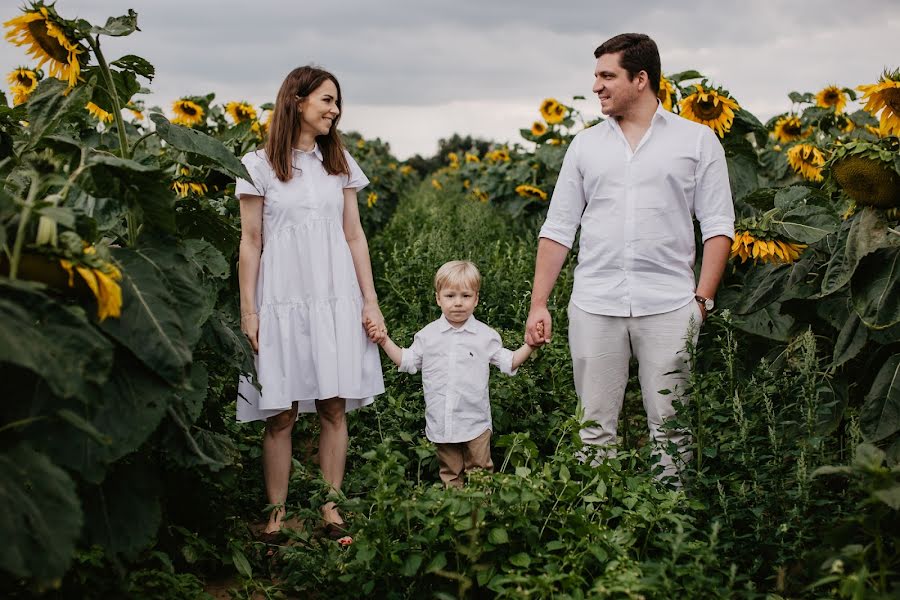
787, 143, 826, 182
539, 98, 566, 124
658, 75, 676, 111
447, 152, 460, 169
679, 85, 740, 137
85, 101, 113, 123
366, 192, 378, 208
226, 101, 256, 124
772, 115, 808, 143
827, 141, 900, 209
531, 121, 548, 136
472, 187, 489, 203
172, 99, 205, 127
60, 257, 123, 321
730, 231, 806, 264
548, 138, 565, 146
835, 114, 855, 134
129, 108, 144, 121
431, 179, 443, 190
857, 69, 900, 137
4, 3, 85, 88
400, 165, 413, 175
7, 67, 39, 105
515, 184, 548, 201
465, 152, 480, 164
486, 148, 510, 163
815, 85, 847, 113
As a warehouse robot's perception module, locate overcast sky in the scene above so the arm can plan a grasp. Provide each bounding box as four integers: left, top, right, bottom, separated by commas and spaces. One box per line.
2, 0, 898, 158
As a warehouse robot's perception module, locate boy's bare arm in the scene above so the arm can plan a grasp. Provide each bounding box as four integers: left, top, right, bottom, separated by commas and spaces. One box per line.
511, 343, 536, 370
378, 334, 404, 367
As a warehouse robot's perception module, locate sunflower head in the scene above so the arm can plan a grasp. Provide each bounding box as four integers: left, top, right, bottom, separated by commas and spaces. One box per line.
486, 148, 510, 163
857, 68, 900, 137
815, 85, 848, 113
786, 143, 826, 182
826, 139, 900, 208
226, 101, 257, 124
772, 115, 808, 143
658, 75, 676, 111
531, 121, 547, 136
515, 184, 548, 201
172, 98, 205, 127
679, 84, 740, 137
539, 98, 567, 124
4, 3, 86, 88
85, 101, 113, 123
730, 230, 806, 264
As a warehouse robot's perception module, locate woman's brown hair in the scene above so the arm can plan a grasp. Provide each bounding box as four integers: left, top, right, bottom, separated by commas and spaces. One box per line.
265, 66, 350, 182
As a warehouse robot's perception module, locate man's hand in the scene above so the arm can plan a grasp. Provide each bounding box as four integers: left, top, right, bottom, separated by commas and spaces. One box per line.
526, 305, 552, 347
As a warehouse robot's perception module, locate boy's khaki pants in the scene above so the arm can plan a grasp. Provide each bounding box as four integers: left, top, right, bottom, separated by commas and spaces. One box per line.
435, 429, 493, 488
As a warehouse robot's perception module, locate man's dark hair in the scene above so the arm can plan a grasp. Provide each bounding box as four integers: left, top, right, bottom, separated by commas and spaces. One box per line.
594, 33, 661, 94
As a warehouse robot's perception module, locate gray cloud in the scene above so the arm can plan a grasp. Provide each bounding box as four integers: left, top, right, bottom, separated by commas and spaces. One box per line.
2, 0, 898, 156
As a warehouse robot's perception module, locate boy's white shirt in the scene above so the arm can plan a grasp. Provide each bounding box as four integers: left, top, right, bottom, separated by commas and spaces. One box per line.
399, 315, 517, 444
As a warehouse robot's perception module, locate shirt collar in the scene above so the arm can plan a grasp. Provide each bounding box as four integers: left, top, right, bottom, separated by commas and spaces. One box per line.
293, 143, 324, 161
605, 100, 670, 133
438, 314, 479, 333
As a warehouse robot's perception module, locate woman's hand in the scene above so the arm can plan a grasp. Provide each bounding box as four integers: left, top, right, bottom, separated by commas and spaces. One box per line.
241, 313, 259, 352
362, 302, 387, 344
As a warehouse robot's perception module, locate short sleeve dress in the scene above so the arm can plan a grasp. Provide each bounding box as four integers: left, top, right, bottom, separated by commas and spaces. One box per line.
234, 144, 384, 422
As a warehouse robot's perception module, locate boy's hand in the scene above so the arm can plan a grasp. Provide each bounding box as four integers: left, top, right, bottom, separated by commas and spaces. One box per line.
527, 322, 544, 349
364, 316, 387, 344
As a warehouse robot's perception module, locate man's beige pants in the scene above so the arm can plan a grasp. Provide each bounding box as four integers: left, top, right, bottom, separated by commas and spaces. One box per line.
435, 428, 494, 488
568, 301, 702, 484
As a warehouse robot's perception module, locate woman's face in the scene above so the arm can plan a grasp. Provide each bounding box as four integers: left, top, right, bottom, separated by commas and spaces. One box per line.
298, 79, 340, 137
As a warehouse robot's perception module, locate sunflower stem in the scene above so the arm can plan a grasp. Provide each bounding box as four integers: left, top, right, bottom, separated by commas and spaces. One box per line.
130, 130, 158, 156
87, 36, 129, 160
9, 173, 41, 280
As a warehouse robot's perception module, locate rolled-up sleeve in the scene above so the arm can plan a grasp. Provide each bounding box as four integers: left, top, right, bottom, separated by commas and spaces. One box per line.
399, 332, 424, 374
539, 134, 585, 249
694, 129, 735, 242
235, 151, 269, 198
342, 151, 370, 191
487, 331, 517, 376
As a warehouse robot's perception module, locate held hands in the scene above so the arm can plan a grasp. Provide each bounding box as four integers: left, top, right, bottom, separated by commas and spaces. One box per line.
241, 313, 259, 353
525, 305, 551, 347
362, 303, 387, 344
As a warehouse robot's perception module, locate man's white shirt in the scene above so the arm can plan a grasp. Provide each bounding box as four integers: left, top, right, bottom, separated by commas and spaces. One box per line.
399, 315, 516, 444
539, 103, 735, 317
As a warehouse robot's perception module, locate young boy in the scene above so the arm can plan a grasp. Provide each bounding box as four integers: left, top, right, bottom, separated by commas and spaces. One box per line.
369, 260, 536, 487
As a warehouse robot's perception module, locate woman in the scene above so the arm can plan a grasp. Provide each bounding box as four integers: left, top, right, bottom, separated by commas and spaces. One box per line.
235, 66, 386, 539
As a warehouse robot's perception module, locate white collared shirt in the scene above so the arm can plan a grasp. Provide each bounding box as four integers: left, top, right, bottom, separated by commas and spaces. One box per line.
539, 104, 735, 317
399, 315, 517, 443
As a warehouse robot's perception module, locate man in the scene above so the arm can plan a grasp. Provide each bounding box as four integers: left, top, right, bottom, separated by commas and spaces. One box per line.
525, 33, 734, 484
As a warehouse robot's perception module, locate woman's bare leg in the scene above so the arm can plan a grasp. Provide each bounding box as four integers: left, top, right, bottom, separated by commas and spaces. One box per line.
316, 397, 347, 524
262, 403, 298, 533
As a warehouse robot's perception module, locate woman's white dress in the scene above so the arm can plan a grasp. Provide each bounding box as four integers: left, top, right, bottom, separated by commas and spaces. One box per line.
234, 145, 384, 422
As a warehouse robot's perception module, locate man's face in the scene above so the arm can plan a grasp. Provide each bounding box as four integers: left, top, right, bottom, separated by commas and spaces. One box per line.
592, 52, 640, 117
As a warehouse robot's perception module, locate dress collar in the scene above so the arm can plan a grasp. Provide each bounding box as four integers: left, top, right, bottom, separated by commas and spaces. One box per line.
292, 143, 324, 161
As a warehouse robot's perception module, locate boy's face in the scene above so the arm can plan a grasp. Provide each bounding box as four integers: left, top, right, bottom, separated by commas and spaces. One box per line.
436, 285, 479, 327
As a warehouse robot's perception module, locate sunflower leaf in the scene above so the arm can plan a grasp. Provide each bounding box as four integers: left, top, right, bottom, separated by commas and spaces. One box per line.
860, 354, 900, 442
0, 444, 83, 582
90, 10, 140, 37
110, 55, 155, 81
0, 279, 113, 400
24, 78, 94, 147
851, 246, 900, 330
667, 70, 704, 83
99, 247, 191, 384
149, 113, 251, 181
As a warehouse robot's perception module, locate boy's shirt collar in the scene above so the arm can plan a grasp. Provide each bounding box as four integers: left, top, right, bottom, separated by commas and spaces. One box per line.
438, 314, 479, 333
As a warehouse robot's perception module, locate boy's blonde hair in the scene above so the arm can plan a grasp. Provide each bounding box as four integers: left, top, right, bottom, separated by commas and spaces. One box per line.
434, 260, 481, 293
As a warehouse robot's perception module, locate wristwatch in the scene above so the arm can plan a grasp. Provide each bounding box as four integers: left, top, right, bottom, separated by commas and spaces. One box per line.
695, 295, 714, 311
